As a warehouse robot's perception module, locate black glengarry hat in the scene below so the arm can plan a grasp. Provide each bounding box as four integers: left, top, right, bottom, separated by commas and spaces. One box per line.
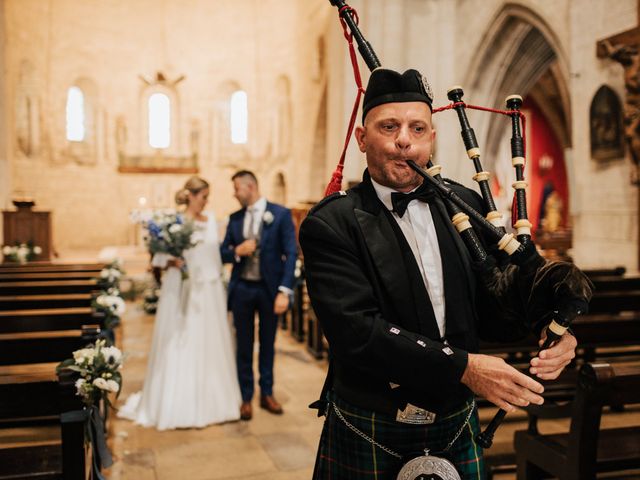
362, 68, 434, 122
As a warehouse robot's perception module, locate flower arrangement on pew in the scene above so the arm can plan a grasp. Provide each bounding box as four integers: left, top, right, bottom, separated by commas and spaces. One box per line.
98, 259, 125, 290
57, 339, 124, 408
92, 291, 126, 331
142, 285, 161, 314
56, 339, 123, 476
143, 212, 199, 279
1, 241, 42, 264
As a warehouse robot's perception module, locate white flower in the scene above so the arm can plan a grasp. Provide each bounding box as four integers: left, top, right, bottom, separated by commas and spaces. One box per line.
169, 223, 183, 234
75, 378, 86, 390
33, 246, 42, 254
73, 348, 95, 365
111, 297, 126, 315
96, 294, 126, 315
263, 211, 274, 225
105, 379, 120, 393
93, 377, 109, 390
101, 268, 121, 279
101, 346, 122, 365
2, 246, 12, 255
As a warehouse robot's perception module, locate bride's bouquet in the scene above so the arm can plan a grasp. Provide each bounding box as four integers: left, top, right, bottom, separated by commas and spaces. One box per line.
143, 212, 199, 278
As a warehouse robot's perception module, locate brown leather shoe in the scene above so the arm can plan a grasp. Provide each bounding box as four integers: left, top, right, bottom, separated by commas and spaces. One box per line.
240, 402, 252, 421
260, 395, 283, 415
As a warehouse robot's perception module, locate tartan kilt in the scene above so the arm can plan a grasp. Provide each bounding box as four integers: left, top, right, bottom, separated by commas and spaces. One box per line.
312, 393, 485, 480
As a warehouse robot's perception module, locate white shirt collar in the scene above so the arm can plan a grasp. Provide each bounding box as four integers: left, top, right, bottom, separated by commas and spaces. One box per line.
248, 197, 267, 212
370, 178, 420, 212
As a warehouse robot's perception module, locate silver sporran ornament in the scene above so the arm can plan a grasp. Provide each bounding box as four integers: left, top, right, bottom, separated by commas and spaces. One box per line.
396, 450, 461, 480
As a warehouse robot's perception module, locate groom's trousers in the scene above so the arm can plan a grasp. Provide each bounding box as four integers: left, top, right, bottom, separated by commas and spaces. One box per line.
231, 279, 278, 402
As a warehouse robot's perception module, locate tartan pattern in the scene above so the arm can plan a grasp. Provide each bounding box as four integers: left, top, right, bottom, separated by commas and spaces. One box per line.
313, 394, 485, 480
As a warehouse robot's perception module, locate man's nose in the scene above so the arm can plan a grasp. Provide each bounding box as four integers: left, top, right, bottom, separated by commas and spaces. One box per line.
395, 126, 411, 150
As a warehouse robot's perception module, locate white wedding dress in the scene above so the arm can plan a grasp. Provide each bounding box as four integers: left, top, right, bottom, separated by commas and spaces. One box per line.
119, 214, 241, 429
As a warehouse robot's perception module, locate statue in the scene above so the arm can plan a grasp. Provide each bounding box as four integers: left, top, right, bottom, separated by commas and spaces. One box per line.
539, 181, 563, 233
601, 39, 640, 184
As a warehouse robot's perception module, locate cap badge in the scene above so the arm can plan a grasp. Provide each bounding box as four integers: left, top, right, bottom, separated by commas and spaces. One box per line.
420, 73, 434, 103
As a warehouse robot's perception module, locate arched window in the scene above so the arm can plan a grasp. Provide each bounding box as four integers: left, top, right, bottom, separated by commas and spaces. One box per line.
66, 86, 85, 142
230, 90, 248, 144
148, 92, 171, 149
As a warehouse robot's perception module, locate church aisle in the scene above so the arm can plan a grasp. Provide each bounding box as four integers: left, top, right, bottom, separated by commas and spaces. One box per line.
107, 305, 326, 479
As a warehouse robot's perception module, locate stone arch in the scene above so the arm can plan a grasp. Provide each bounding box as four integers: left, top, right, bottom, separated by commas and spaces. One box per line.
15, 59, 40, 157
211, 79, 247, 167
139, 81, 181, 155
464, 4, 572, 232
270, 171, 287, 205
65, 76, 99, 164
310, 84, 328, 200
273, 75, 292, 159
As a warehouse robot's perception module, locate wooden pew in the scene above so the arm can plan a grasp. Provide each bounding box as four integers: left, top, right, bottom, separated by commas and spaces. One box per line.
0, 280, 99, 296
0, 308, 104, 334
480, 282, 640, 478
583, 266, 626, 278
0, 263, 103, 274
0, 327, 100, 479
0, 367, 90, 479
0, 293, 94, 311
514, 362, 640, 480
0, 271, 100, 282
0, 328, 98, 366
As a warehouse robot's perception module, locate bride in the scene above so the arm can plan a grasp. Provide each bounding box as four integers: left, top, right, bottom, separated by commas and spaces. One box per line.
119, 176, 241, 429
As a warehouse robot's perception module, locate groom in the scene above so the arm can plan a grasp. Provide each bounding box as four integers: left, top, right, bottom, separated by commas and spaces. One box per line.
221, 170, 297, 420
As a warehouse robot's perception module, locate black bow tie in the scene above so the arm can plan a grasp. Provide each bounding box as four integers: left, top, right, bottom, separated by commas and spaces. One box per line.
390, 184, 436, 217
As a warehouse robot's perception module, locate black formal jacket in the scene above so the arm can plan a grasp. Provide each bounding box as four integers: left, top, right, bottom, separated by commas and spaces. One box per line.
299, 171, 530, 415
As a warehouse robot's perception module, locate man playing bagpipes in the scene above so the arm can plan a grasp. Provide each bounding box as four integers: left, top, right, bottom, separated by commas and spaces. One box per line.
299, 67, 592, 479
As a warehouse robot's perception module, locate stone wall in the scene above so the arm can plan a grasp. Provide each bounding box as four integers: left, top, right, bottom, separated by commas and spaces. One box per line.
325, 0, 638, 269
2, 0, 329, 251
3, 0, 637, 269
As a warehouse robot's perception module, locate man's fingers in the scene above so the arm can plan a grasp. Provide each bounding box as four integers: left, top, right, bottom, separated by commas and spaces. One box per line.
513, 370, 544, 394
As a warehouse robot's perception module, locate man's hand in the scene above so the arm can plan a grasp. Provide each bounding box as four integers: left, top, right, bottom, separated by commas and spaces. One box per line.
529, 330, 577, 380
461, 353, 544, 412
167, 257, 185, 270
273, 292, 290, 315
235, 239, 257, 257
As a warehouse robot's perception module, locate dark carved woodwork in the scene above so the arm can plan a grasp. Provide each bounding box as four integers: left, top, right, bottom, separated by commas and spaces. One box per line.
2, 205, 52, 261
597, 9, 640, 268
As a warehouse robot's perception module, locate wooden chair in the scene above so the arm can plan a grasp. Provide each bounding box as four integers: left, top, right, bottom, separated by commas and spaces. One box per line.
514, 362, 640, 479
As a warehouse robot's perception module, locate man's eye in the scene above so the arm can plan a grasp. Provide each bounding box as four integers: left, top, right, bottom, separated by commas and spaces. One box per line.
413, 126, 425, 133
382, 124, 396, 131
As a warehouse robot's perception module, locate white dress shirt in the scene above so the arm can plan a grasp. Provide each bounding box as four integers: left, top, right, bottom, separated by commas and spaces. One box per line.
371, 179, 446, 338
242, 196, 292, 296
243, 197, 267, 239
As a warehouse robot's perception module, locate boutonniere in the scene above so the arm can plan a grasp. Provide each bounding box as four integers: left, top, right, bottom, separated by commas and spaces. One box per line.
263, 211, 274, 225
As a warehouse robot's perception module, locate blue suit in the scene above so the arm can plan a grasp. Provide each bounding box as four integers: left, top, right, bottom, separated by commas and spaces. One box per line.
221, 201, 297, 401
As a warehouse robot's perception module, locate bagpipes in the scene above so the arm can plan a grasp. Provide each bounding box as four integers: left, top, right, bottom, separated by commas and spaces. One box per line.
327, 0, 593, 448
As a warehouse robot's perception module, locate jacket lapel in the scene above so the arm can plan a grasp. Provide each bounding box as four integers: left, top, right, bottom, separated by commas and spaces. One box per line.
259, 203, 274, 248
355, 175, 432, 335
234, 211, 246, 242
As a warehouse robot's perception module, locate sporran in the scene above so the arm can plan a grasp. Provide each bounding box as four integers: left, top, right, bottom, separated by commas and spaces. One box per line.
331, 399, 475, 480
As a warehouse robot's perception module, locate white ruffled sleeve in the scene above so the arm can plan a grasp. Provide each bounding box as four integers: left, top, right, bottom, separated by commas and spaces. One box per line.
151, 252, 171, 268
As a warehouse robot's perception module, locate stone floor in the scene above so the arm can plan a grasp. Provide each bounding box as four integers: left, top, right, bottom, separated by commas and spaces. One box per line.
89, 247, 639, 480
105, 303, 327, 480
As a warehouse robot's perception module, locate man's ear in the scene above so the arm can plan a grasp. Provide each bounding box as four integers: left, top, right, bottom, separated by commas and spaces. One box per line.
354, 125, 367, 153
